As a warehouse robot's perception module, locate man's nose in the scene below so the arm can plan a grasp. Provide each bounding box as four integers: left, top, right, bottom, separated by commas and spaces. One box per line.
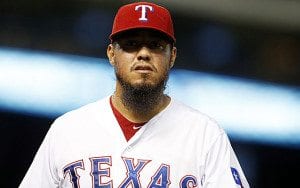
137, 46, 151, 61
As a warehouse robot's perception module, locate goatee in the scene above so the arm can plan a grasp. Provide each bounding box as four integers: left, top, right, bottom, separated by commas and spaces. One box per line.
116, 73, 169, 115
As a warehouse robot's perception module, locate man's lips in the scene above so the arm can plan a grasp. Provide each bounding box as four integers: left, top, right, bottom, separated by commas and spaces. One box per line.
132, 64, 155, 73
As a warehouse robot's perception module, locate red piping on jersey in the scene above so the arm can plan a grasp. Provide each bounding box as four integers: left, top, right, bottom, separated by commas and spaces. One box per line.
109, 96, 146, 141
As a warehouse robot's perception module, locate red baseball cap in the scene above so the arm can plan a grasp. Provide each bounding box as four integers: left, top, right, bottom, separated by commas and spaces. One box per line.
110, 2, 175, 42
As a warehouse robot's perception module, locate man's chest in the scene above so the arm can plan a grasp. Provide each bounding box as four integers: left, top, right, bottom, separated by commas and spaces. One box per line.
58, 153, 202, 188
55, 137, 204, 188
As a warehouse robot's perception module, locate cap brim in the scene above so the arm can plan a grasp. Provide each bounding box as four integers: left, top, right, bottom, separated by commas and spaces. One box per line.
110, 26, 175, 43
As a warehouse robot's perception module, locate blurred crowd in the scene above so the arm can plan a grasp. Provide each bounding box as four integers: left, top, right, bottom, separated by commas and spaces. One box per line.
1, 1, 299, 86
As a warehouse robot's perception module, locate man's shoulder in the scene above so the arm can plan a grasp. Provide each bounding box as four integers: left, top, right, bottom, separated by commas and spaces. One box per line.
171, 99, 215, 120
54, 96, 110, 124
43, 97, 112, 139
170, 98, 222, 130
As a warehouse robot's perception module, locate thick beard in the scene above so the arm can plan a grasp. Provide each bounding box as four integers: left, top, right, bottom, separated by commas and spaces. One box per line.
116, 72, 169, 115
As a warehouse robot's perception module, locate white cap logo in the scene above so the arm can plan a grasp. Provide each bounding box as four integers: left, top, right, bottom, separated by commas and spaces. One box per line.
135, 5, 154, 21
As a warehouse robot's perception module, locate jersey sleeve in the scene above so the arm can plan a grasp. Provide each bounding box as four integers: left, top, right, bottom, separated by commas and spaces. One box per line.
202, 132, 250, 188
19, 123, 59, 188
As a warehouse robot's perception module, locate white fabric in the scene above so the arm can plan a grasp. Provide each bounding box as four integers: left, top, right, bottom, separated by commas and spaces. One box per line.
20, 96, 249, 188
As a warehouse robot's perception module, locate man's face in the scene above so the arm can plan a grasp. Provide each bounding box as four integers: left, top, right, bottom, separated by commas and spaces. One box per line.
107, 29, 177, 90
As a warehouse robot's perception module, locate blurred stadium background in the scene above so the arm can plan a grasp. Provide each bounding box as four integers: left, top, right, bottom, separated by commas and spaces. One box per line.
1, 0, 300, 187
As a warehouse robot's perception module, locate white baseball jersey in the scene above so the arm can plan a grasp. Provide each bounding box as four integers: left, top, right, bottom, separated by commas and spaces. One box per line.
20, 96, 249, 188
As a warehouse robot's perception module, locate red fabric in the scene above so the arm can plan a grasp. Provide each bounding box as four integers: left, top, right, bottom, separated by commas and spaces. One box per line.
110, 97, 146, 141
110, 2, 175, 42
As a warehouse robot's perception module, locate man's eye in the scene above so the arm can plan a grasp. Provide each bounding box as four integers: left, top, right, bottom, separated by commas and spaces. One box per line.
149, 41, 165, 50
125, 40, 138, 47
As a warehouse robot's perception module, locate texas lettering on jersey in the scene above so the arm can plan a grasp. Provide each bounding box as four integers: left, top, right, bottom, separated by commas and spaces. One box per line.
63, 156, 198, 188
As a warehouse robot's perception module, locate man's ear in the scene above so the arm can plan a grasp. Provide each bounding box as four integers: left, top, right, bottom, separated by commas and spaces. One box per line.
107, 44, 115, 66
169, 46, 177, 68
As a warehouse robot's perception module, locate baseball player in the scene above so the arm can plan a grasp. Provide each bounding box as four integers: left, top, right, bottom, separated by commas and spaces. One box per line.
20, 2, 249, 188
